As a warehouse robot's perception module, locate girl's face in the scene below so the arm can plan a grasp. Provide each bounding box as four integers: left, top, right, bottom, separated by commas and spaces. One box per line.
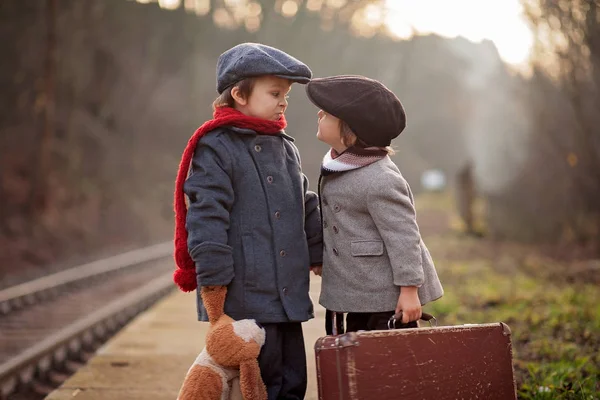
316, 110, 347, 153
234, 76, 291, 121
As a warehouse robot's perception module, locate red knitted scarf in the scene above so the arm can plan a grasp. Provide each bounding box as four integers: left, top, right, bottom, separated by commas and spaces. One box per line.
173, 107, 286, 292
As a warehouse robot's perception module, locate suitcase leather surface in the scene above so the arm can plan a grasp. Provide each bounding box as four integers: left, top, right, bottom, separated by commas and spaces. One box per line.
314, 323, 517, 400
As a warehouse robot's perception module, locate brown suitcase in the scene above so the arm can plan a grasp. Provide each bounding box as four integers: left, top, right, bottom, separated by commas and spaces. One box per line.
314, 316, 517, 400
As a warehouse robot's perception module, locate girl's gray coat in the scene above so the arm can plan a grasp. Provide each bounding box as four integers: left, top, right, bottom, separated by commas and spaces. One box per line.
319, 156, 443, 313
184, 126, 322, 323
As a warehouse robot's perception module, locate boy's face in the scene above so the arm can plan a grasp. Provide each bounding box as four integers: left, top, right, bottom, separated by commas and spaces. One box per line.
236, 76, 292, 121
316, 110, 346, 153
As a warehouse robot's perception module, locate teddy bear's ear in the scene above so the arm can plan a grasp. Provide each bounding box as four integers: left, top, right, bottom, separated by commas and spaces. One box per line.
239, 359, 267, 400
200, 286, 227, 323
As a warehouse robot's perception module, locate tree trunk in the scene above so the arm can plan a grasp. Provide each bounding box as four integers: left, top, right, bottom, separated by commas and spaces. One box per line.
30, 0, 57, 220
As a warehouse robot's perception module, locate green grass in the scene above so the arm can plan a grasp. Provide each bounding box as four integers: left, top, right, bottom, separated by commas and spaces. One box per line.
416, 193, 600, 399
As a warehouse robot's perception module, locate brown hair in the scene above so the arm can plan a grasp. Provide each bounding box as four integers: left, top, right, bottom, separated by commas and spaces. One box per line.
213, 78, 257, 110
339, 120, 395, 155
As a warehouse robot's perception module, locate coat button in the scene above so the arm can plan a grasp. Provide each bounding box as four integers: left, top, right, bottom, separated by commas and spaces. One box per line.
275, 211, 281, 219
333, 204, 341, 213
254, 145, 262, 152
322, 197, 328, 206
333, 248, 339, 256
282, 287, 288, 295
323, 221, 328, 228
267, 176, 273, 183
333, 226, 339, 234
280, 250, 286, 257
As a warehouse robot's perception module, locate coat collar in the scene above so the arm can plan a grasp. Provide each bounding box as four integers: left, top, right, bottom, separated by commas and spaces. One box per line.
227, 126, 295, 142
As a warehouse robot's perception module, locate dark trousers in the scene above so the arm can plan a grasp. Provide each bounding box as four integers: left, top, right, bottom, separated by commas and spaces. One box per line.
258, 322, 307, 400
326, 309, 418, 334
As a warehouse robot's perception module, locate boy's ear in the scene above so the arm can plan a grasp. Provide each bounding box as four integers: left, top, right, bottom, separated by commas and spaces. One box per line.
231, 86, 248, 106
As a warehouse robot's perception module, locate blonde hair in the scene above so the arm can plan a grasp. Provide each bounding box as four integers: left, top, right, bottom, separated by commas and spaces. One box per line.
212, 78, 257, 110
339, 120, 395, 155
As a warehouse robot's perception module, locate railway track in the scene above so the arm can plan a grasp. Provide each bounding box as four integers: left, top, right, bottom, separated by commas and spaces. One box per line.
0, 242, 176, 399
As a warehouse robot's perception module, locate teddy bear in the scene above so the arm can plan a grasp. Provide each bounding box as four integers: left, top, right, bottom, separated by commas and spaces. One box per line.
176, 286, 267, 400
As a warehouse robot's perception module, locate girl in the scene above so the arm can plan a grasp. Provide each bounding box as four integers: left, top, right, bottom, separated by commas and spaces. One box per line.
306, 75, 443, 333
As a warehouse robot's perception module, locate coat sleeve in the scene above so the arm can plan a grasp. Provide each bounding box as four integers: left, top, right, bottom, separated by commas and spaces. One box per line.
183, 134, 235, 287
366, 171, 424, 287
291, 143, 323, 266
304, 174, 323, 266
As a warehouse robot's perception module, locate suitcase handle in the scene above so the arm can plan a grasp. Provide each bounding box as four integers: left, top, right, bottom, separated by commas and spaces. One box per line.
388, 312, 437, 329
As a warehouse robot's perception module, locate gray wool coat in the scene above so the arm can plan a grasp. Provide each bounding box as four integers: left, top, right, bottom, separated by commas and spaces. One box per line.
183, 126, 323, 323
319, 156, 443, 313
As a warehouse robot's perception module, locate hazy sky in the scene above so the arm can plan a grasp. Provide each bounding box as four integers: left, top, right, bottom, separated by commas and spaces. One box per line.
147, 0, 534, 68
383, 0, 534, 67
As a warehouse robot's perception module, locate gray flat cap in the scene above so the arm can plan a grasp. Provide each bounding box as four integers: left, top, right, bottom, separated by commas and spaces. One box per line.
216, 43, 312, 94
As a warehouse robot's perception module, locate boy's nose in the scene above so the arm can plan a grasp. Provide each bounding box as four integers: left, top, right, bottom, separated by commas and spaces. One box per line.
317, 109, 324, 118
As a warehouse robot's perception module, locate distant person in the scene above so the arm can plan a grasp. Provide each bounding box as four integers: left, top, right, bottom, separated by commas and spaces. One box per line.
306, 75, 443, 334
455, 162, 478, 236
172, 43, 323, 399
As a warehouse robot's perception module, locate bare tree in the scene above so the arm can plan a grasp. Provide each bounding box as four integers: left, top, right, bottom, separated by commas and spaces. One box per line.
522, 0, 600, 249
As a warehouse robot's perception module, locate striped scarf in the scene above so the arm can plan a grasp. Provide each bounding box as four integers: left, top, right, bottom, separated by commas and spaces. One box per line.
320, 146, 388, 176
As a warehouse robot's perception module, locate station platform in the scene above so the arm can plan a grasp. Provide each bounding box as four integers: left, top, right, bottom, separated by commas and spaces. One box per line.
46, 276, 326, 400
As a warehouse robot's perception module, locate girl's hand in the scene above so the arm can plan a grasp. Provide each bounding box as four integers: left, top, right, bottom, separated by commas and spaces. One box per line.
396, 286, 421, 324
311, 266, 323, 276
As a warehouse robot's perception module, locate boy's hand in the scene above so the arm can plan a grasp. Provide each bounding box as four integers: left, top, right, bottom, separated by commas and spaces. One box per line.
396, 286, 421, 323
310, 265, 322, 276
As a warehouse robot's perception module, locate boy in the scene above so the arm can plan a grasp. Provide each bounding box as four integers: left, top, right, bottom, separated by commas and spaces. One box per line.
173, 43, 322, 399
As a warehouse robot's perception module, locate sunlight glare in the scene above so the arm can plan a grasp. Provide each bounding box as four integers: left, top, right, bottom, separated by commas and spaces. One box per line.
384, 0, 534, 66
281, 0, 299, 17
364, 4, 384, 27
306, 0, 324, 12
326, 0, 347, 9
184, 0, 210, 15
158, 0, 181, 9
224, 0, 245, 7
247, 2, 262, 17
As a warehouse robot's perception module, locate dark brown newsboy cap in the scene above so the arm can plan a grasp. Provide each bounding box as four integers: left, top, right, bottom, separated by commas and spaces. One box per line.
306, 75, 406, 147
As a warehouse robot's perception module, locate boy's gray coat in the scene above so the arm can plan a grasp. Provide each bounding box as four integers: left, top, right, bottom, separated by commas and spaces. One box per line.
184, 126, 322, 323
319, 156, 443, 313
